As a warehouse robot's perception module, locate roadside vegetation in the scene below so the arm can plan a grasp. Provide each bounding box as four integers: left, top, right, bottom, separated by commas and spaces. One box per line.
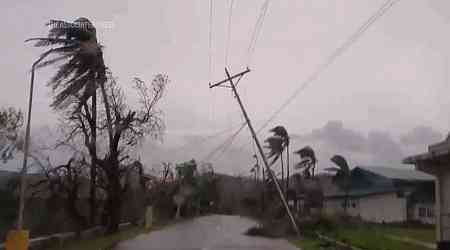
382, 225, 435, 243
49, 226, 149, 250
288, 219, 434, 250
323, 224, 431, 250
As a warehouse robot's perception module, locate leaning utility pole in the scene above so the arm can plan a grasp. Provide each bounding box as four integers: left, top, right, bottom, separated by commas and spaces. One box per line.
210, 67, 300, 236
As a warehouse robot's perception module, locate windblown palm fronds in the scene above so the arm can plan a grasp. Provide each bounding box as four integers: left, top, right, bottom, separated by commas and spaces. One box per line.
294, 146, 317, 178
26, 17, 107, 109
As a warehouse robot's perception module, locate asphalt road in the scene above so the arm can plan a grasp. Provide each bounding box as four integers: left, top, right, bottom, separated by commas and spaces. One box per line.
114, 215, 299, 250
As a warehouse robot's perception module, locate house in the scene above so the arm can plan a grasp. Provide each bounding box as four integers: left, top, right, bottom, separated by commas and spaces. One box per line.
322, 166, 435, 224
404, 135, 450, 247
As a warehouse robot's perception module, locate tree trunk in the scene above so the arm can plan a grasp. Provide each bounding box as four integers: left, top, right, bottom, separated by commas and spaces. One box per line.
261, 167, 265, 212
280, 152, 284, 192
107, 166, 122, 233
89, 91, 97, 226
99, 81, 122, 233
175, 204, 181, 219
344, 181, 350, 215
67, 189, 87, 237
100, 83, 114, 150
286, 144, 290, 192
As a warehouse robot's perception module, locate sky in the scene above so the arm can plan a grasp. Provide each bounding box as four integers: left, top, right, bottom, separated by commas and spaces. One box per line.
1, 0, 450, 175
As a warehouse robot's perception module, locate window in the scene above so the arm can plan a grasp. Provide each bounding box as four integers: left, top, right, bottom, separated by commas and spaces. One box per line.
418, 207, 426, 217
427, 208, 434, 218
342, 200, 357, 209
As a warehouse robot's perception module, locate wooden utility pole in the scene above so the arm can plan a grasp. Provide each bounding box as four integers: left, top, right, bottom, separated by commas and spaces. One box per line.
210, 67, 300, 236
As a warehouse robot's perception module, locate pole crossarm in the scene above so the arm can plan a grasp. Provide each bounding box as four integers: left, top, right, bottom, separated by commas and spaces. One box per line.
209, 67, 250, 89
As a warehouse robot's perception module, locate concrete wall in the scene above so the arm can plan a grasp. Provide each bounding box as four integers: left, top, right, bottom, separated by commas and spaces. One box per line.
437, 169, 450, 241
324, 192, 407, 223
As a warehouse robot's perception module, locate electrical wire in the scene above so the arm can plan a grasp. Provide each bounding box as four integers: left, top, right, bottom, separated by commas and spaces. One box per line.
255, 0, 399, 134
208, 0, 214, 83
247, 0, 270, 66
225, 0, 235, 65
208, 0, 217, 125
208, 108, 248, 163
176, 122, 246, 152
201, 122, 247, 162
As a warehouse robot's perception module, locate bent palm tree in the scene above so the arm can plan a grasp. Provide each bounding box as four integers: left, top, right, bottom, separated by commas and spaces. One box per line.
264, 135, 284, 168
294, 146, 317, 178
326, 155, 351, 214
27, 18, 106, 109
267, 126, 290, 191
26, 17, 107, 225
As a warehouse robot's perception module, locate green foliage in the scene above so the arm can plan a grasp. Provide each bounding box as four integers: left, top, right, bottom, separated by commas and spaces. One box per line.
383, 226, 435, 243
175, 159, 197, 183
290, 238, 325, 250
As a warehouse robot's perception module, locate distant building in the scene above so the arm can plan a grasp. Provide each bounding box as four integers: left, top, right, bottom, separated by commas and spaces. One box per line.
322, 166, 435, 224
404, 136, 450, 247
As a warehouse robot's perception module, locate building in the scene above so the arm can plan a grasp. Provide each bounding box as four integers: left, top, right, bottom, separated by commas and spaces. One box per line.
404, 135, 450, 247
322, 166, 435, 224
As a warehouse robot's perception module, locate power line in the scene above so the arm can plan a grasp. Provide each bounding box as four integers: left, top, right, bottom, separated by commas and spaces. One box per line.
176, 122, 246, 151
208, 0, 214, 83
201, 122, 247, 162
208, 0, 218, 125
247, 0, 269, 58
255, 0, 399, 134
247, 0, 270, 66
225, 0, 235, 65
212, 102, 250, 162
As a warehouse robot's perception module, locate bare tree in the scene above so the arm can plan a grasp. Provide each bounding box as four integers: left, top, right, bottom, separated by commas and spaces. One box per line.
95, 74, 168, 233
29, 152, 89, 235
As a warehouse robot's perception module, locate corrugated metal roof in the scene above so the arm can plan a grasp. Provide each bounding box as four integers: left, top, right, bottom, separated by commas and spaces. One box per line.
356, 166, 434, 181
403, 137, 450, 164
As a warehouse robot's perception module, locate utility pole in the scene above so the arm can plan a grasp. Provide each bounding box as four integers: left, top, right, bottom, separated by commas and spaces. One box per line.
210, 67, 300, 236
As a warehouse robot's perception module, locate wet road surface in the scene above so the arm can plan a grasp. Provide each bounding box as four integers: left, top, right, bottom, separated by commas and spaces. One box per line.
115, 215, 299, 250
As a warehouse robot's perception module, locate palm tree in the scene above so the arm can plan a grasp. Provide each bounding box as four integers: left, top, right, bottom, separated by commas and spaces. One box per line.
294, 146, 317, 178
27, 18, 106, 109
266, 126, 290, 191
264, 135, 284, 179
325, 155, 352, 214
26, 18, 107, 226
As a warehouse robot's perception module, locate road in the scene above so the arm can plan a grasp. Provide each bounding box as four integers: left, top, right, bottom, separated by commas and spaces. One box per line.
114, 215, 299, 250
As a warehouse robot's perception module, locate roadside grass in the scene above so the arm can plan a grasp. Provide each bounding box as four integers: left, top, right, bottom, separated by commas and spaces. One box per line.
290, 238, 324, 250
288, 218, 434, 250
49, 223, 168, 250
325, 226, 430, 250
381, 226, 435, 243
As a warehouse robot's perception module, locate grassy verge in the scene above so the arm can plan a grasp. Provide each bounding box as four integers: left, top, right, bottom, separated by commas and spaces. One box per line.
324, 226, 430, 250
290, 238, 324, 250
381, 226, 435, 243
49, 223, 168, 250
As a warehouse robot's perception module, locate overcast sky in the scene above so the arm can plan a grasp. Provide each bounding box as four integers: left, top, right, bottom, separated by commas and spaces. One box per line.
1, 0, 450, 175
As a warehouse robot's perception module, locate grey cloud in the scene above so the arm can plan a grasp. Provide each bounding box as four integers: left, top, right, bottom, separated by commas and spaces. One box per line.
301, 120, 367, 153
400, 126, 443, 146
367, 131, 404, 164
291, 121, 422, 167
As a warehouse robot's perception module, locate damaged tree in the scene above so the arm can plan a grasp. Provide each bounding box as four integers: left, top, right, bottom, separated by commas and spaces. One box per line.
30, 153, 89, 235
96, 74, 168, 233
